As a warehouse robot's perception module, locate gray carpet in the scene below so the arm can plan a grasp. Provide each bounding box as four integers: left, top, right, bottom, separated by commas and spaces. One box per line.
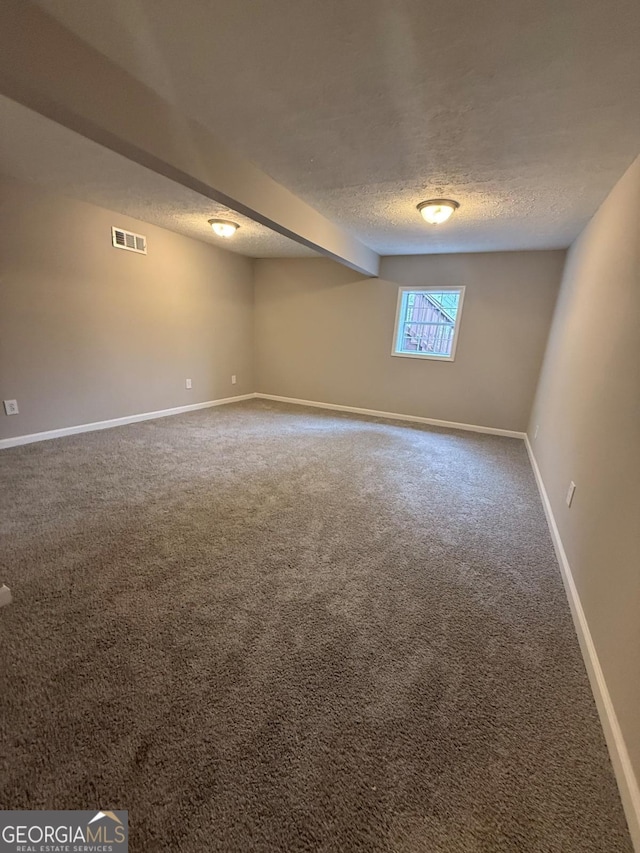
0, 400, 632, 852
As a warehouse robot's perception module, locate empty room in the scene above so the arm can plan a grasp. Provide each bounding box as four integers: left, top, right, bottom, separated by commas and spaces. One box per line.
0, 1, 638, 851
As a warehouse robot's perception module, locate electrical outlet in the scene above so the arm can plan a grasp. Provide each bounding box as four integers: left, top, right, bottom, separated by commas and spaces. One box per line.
3, 399, 19, 416
534, 424, 539, 439
566, 481, 576, 507
185, 379, 192, 390
231, 375, 237, 385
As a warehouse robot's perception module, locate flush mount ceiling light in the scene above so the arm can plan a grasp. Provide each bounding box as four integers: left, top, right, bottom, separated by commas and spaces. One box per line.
208, 219, 240, 238
417, 199, 460, 225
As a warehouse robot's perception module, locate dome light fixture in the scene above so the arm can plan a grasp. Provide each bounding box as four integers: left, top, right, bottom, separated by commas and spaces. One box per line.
208, 219, 240, 238
417, 199, 459, 225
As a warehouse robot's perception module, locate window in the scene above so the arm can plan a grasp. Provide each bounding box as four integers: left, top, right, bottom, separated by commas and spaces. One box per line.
392, 286, 465, 361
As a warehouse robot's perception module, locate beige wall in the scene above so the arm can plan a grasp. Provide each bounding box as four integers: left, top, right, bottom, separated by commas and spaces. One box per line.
254, 252, 565, 432
528, 157, 640, 814
0, 175, 254, 440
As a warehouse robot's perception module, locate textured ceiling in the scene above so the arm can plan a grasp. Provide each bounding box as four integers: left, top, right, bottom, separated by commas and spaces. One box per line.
0, 96, 316, 258
33, 0, 640, 254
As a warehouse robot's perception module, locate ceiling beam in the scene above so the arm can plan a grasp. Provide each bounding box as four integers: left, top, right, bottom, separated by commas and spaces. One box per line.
0, 1, 380, 276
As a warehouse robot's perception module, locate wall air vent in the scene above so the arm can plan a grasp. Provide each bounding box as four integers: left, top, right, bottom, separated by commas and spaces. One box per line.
111, 226, 147, 254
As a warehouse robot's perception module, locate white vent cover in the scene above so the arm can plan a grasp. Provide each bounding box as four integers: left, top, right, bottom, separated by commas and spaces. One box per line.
111, 226, 147, 254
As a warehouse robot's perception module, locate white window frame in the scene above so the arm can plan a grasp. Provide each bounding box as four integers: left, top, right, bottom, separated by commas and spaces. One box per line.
391, 286, 466, 362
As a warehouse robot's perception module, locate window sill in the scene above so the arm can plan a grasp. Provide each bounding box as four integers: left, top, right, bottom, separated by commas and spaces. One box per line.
391, 351, 456, 362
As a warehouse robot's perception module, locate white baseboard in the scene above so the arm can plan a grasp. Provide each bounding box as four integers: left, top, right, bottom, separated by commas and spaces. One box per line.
0, 394, 255, 450
255, 393, 526, 439
1, 392, 525, 449
525, 437, 640, 851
